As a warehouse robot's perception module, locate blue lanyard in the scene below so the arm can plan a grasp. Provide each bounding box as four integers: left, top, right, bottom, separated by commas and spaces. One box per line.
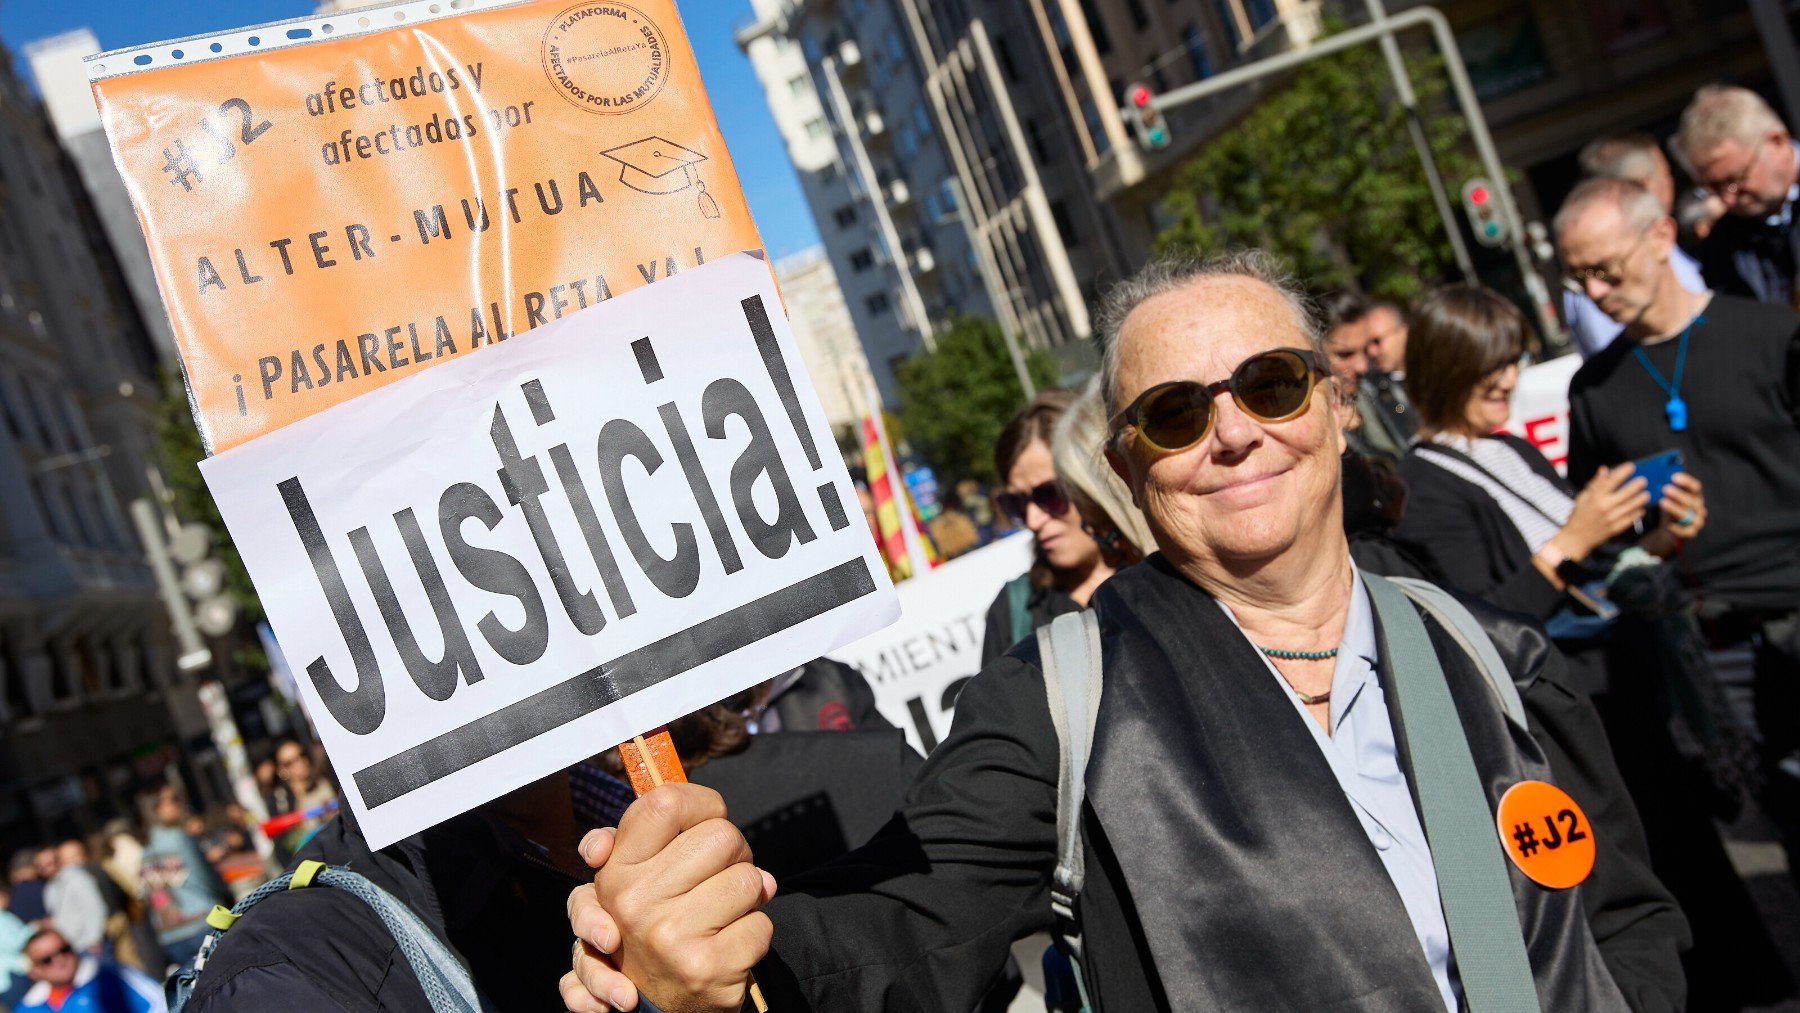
1632, 316, 1699, 432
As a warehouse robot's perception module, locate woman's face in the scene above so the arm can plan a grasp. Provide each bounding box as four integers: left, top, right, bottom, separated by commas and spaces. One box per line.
1006, 439, 1102, 573
1460, 360, 1519, 435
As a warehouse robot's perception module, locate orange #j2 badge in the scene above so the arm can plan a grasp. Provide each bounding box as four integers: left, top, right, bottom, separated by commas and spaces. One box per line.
89, 0, 765, 454
1496, 780, 1595, 889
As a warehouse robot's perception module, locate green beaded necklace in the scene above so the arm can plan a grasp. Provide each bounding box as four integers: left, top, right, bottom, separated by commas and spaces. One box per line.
1257, 645, 1339, 661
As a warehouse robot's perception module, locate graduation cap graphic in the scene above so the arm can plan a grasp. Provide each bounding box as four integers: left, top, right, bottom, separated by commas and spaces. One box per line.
601, 136, 721, 218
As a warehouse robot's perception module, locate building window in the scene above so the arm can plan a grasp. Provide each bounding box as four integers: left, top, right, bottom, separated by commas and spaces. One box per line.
993, 35, 1022, 83
1245, 0, 1276, 30
804, 117, 829, 140
1216, 0, 1242, 50
1049, 200, 1079, 249
850, 249, 875, 272
1183, 25, 1214, 79
818, 162, 840, 185
1078, 0, 1113, 54
1025, 118, 1051, 165
834, 204, 858, 228
789, 74, 811, 97
865, 292, 891, 314
1082, 100, 1112, 156
884, 31, 907, 69
1127, 0, 1149, 30
912, 104, 933, 139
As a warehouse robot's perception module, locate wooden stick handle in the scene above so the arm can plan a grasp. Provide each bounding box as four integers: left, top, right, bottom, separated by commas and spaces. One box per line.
616, 730, 769, 1012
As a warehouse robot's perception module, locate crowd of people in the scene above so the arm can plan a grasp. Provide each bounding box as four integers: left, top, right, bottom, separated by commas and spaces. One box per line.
0, 739, 340, 1012
86, 81, 1800, 1012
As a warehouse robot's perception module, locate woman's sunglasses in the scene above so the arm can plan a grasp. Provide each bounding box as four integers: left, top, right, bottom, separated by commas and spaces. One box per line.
1109, 347, 1324, 456
996, 480, 1071, 525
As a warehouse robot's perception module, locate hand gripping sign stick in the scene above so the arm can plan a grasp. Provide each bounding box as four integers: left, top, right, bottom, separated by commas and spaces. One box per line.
620, 729, 771, 1012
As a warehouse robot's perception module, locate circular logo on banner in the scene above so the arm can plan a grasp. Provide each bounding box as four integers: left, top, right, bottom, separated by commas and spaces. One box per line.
542, 2, 670, 115
1495, 780, 1595, 889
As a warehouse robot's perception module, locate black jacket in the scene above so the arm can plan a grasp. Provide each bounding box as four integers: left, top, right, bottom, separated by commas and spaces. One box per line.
1394, 434, 1570, 623
979, 578, 1079, 666
185, 809, 580, 1012
753, 556, 1688, 1011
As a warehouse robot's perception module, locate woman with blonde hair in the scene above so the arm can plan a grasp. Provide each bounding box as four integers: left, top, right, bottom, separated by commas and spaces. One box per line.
1051, 377, 1154, 569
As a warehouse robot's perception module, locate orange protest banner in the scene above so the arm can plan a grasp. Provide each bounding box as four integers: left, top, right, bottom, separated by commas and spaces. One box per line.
92, 0, 764, 453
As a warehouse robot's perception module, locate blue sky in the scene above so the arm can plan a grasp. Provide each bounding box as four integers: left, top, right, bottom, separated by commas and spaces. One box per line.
0, 0, 822, 260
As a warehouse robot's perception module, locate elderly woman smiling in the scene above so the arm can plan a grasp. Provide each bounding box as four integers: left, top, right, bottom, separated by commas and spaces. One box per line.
560, 253, 1688, 1013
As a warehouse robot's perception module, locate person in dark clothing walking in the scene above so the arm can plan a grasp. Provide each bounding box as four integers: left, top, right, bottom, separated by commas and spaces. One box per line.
1395, 283, 1788, 1008
1559, 176, 1800, 868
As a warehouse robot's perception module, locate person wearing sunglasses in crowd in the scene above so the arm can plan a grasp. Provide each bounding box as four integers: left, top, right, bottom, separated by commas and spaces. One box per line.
16, 928, 163, 1013
1392, 284, 1791, 1008
1559, 176, 1800, 888
980, 390, 1116, 665
1673, 85, 1800, 308
558, 251, 1686, 1013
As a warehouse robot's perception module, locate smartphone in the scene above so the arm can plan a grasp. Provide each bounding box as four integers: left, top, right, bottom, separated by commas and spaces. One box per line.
1627, 450, 1685, 507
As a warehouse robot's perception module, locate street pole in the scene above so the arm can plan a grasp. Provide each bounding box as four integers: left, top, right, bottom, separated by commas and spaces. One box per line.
1361, 0, 1474, 283
820, 56, 936, 351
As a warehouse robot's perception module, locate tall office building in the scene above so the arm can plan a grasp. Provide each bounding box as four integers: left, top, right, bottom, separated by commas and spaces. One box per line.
0, 39, 226, 845
25, 30, 178, 361
773, 246, 873, 435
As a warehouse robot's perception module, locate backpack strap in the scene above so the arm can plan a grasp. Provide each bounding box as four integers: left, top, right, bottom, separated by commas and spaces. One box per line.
1387, 575, 1529, 730
1006, 575, 1034, 646
168, 862, 485, 1013
1363, 572, 1542, 1013
1037, 609, 1102, 1012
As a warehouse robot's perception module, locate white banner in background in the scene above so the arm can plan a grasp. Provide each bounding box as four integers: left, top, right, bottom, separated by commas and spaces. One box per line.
203, 253, 899, 847
830, 534, 1033, 753
1501, 354, 1582, 474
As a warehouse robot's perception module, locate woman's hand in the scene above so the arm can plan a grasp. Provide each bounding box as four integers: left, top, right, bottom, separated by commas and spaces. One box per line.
1548, 464, 1650, 562
1641, 472, 1706, 557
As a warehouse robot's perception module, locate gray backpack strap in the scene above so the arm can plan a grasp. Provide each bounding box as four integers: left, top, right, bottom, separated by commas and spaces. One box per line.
1363, 573, 1543, 1013
1037, 608, 1102, 1010
1389, 575, 1528, 729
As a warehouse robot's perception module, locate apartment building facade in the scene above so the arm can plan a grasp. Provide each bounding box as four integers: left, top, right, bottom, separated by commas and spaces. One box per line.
0, 42, 218, 847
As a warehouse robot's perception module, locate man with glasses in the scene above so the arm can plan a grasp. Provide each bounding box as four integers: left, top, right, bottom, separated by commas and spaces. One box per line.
558, 252, 1687, 1013
1673, 85, 1800, 307
1557, 175, 1800, 873
1319, 292, 1415, 460
15, 929, 163, 1013
1563, 134, 1708, 358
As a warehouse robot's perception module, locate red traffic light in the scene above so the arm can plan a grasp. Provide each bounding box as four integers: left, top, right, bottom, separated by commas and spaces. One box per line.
1130, 85, 1152, 108
1468, 185, 1490, 205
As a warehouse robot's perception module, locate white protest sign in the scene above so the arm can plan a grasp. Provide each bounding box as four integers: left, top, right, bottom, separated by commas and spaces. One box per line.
203, 252, 899, 847
1499, 354, 1582, 474
830, 534, 1033, 753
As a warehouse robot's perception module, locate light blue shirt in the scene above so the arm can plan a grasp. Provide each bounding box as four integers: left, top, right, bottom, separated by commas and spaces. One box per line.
1219, 575, 1459, 1012
1563, 245, 1705, 359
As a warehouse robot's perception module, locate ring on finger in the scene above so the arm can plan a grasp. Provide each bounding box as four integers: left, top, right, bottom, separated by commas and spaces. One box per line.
1679, 509, 1697, 526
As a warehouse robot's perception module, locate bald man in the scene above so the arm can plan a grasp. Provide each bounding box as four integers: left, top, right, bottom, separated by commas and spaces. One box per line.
1563, 133, 1707, 358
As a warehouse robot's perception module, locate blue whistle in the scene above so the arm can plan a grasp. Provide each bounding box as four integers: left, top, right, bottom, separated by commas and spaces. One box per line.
1665, 397, 1688, 433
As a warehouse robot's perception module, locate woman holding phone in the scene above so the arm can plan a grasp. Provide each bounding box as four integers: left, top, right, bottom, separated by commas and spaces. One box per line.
1395, 285, 1789, 1008
1394, 285, 1704, 624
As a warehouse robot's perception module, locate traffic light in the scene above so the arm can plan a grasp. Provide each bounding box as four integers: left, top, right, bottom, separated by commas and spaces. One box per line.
1462, 178, 1509, 248
1125, 83, 1170, 151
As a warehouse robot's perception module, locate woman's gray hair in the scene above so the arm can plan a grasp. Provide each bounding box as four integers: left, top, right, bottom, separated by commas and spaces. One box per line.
1095, 249, 1326, 417
1051, 377, 1157, 557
